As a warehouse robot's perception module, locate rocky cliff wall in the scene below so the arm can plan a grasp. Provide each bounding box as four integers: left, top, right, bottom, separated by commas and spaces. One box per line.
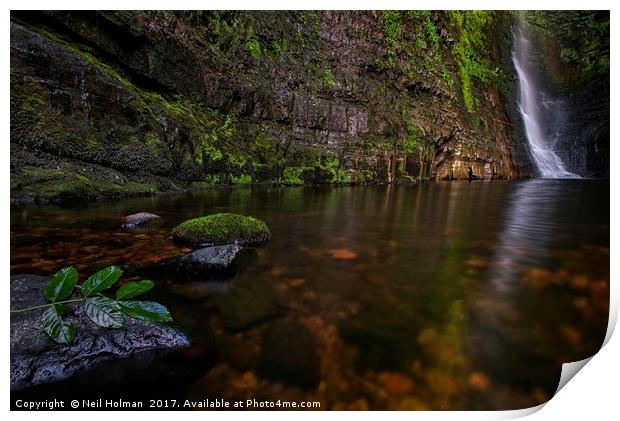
11, 11, 534, 203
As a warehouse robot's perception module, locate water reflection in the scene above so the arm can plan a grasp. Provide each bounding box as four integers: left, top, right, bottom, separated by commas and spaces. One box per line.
10, 181, 609, 410
490, 179, 561, 293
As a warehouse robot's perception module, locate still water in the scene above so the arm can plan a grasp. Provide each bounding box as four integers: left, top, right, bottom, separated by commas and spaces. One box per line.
10, 180, 609, 410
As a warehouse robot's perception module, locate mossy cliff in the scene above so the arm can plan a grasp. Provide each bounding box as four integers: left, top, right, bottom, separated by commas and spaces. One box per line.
9, 11, 605, 203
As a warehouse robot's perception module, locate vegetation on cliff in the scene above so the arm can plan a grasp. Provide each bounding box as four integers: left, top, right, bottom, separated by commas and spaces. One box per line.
526, 11, 609, 89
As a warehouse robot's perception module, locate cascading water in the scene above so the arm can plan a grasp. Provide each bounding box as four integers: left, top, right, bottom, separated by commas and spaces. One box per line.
512, 16, 579, 179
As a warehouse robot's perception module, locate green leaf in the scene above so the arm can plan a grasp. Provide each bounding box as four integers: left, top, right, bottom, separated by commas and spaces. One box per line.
118, 300, 173, 323
42, 304, 76, 344
83, 297, 124, 328
81, 266, 122, 297
44, 266, 78, 302
115, 280, 154, 300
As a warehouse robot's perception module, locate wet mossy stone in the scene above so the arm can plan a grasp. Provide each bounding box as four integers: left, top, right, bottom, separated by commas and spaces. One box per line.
172, 213, 270, 247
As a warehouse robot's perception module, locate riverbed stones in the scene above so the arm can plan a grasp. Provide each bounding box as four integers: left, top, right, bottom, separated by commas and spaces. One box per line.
257, 320, 321, 390
172, 213, 270, 247
178, 244, 245, 273
121, 212, 161, 228
10, 274, 190, 391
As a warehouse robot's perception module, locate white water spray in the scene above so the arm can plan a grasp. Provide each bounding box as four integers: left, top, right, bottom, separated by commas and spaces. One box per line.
512, 17, 579, 178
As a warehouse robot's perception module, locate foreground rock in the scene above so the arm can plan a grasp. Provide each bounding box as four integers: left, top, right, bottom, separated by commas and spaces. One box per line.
10, 275, 190, 391
121, 212, 161, 228
172, 213, 270, 247
178, 244, 245, 274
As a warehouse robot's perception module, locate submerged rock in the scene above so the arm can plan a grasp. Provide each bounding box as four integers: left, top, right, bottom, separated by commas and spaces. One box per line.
179, 244, 245, 273
143, 246, 254, 283
172, 213, 270, 247
121, 212, 161, 228
214, 277, 284, 330
10, 275, 190, 391
257, 320, 321, 390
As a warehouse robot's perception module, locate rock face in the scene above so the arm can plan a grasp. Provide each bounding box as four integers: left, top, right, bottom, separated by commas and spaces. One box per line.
179, 244, 245, 273
10, 274, 190, 391
121, 212, 161, 228
10, 11, 538, 203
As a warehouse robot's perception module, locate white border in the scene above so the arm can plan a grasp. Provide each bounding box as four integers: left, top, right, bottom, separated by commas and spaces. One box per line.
3, 1, 616, 420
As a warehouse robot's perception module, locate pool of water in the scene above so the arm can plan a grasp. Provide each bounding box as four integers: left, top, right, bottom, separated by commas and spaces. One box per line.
10, 180, 609, 410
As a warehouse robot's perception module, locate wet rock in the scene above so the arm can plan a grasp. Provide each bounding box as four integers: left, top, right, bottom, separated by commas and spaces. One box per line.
257, 320, 321, 390
10, 274, 190, 391
121, 212, 161, 229
178, 244, 245, 273
143, 248, 255, 283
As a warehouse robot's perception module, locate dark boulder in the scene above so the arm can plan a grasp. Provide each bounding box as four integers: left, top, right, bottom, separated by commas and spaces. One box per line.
10, 274, 190, 391
178, 244, 245, 274
121, 212, 161, 228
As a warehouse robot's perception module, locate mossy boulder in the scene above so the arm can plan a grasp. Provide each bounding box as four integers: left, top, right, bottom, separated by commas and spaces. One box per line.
172, 213, 270, 247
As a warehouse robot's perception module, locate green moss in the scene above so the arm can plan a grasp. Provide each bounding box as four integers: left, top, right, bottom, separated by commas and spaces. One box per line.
322, 67, 336, 89
316, 157, 351, 184
269, 40, 284, 57
194, 114, 233, 165
230, 174, 253, 185
404, 125, 422, 154
171, 213, 271, 247
11, 166, 156, 203
190, 175, 222, 189
440, 65, 454, 88
298, 11, 321, 47
281, 167, 305, 185
425, 14, 440, 47
20, 92, 47, 113
245, 28, 262, 59
446, 11, 501, 113
355, 169, 375, 184
381, 11, 401, 68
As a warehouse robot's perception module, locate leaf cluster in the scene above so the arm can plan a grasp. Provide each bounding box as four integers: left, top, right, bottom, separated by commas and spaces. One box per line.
40, 266, 172, 344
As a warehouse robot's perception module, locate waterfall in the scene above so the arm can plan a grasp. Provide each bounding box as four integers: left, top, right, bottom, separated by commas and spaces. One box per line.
512, 17, 579, 179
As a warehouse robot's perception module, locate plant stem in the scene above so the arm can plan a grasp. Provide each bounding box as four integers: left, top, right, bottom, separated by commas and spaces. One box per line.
10, 298, 85, 313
